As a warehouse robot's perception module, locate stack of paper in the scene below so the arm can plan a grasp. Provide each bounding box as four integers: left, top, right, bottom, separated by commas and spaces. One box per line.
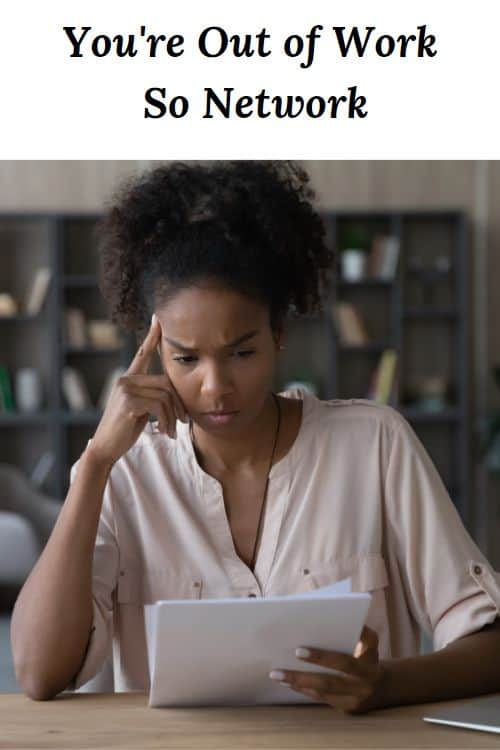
144, 578, 371, 708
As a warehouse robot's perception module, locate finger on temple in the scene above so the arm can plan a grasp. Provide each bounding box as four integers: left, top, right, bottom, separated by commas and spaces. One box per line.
127, 316, 161, 376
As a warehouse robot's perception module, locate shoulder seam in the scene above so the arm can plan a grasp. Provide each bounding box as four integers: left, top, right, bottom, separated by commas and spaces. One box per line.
320, 398, 407, 434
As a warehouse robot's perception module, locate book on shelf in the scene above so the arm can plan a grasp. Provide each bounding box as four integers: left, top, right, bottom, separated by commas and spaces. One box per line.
367, 235, 383, 278
367, 349, 398, 404
0, 365, 15, 411
98, 366, 127, 410
87, 320, 121, 350
0, 293, 19, 317
368, 235, 400, 281
25, 267, 52, 315
64, 308, 88, 348
62, 367, 93, 411
30, 450, 55, 489
332, 302, 370, 345
389, 368, 400, 406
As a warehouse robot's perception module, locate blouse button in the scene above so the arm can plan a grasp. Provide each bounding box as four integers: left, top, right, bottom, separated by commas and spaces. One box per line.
248, 593, 257, 598
303, 568, 310, 576
473, 564, 482, 576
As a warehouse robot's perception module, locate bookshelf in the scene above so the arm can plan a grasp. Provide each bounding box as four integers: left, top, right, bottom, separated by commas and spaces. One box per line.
0, 214, 135, 500
277, 210, 469, 525
0, 210, 471, 531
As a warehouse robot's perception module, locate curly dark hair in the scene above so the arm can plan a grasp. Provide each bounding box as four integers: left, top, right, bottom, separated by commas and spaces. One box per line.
98, 161, 334, 333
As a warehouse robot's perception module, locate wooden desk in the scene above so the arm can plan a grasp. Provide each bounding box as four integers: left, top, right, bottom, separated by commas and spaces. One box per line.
1, 692, 499, 749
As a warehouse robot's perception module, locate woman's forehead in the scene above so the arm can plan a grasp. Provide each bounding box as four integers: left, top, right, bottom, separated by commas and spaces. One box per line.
158, 285, 270, 348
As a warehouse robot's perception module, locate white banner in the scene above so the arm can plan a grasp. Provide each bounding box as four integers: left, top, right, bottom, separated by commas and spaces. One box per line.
0, 0, 496, 158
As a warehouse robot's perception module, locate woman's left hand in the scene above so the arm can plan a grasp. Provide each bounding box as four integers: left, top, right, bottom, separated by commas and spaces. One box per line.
269, 626, 386, 714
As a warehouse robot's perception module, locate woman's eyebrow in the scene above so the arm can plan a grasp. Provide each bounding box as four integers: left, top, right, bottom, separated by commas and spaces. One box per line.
164, 329, 260, 353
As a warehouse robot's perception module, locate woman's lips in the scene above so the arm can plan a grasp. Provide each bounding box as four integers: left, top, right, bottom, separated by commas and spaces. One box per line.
204, 411, 239, 425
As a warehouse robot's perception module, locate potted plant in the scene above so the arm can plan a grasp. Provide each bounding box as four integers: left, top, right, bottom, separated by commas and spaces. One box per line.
338, 225, 371, 281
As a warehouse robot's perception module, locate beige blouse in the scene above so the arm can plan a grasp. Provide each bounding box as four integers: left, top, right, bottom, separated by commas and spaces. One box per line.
67, 390, 500, 692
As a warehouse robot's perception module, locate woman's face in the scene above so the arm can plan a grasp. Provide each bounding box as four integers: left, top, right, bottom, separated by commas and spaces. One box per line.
156, 283, 283, 434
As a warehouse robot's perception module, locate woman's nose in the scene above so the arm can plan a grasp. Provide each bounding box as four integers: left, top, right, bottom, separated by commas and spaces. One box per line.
200, 362, 233, 400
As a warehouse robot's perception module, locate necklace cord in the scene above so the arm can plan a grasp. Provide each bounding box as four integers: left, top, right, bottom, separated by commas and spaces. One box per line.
189, 393, 282, 573
250, 392, 281, 571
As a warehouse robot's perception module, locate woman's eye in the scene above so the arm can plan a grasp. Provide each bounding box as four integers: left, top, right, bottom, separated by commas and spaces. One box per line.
173, 351, 254, 365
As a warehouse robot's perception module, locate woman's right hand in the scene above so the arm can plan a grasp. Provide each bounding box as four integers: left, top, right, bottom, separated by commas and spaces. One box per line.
88, 314, 188, 467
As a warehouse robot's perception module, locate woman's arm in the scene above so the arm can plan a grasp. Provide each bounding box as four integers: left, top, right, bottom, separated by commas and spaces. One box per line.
378, 618, 500, 709
11, 316, 186, 700
10, 447, 112, 701
270, 620, 500, 713
381, 415, 500, 703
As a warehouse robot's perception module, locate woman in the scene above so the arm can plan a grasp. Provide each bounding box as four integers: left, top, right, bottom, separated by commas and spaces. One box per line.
11, 161, 500, 712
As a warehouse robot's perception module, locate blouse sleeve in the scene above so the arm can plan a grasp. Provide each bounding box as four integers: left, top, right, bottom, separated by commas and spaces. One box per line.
384, 412, 500, 651
64, 454, 120, 690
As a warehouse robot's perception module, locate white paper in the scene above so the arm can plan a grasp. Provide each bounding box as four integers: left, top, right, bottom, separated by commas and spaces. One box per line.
145, 578, 371, 708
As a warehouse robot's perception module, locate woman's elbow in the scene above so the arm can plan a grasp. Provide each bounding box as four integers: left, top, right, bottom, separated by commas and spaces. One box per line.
24, 683, 58, 701
14, 661, 66, 702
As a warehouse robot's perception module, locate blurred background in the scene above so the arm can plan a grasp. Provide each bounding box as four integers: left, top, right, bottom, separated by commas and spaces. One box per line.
0, 160, 499, 691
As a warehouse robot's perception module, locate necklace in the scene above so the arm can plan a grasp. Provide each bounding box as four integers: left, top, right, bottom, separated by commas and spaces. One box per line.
189, 392, 282, 572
